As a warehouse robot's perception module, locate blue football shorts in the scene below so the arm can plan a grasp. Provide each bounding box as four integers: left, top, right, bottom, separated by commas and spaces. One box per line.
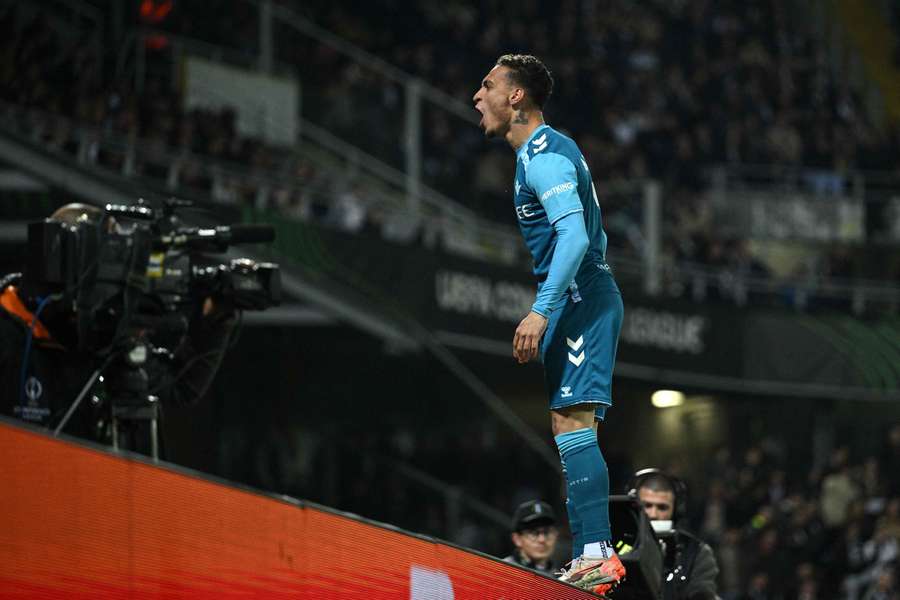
540, 284, 623, 421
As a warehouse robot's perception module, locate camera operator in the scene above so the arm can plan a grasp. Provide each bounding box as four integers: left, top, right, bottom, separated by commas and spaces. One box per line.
631, 469, 720, 600
0, 203, 236, 450
504, 500, 561, 574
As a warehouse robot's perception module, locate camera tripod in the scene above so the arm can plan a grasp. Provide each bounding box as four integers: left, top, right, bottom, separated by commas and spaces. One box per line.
54, 342, 163, 460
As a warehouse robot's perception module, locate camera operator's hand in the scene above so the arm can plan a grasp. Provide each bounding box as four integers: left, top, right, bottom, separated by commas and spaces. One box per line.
201, 297, 235, 322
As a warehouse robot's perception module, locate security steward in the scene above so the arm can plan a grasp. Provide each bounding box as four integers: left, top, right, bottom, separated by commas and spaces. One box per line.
504, 499, 562, 574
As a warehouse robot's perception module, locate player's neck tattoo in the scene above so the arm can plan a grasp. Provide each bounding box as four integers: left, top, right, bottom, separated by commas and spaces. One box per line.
512, 110, 529, 125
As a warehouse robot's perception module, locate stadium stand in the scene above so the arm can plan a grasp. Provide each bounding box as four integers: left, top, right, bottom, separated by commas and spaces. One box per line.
5, 3, 900, 308
5, 1, 900, 306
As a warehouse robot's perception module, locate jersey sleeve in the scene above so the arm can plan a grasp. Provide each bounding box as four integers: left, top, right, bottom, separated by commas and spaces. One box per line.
531, 211, 589, 316
525, 152, 583, 224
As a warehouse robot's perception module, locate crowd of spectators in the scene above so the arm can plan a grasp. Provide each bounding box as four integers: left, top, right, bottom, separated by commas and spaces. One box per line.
3, 1, 900, 305
306, 1, 900, 176
0, 6, 418, 244
163, 0, 900, 293
671, 424, 900, 600
2, 5, 514, 250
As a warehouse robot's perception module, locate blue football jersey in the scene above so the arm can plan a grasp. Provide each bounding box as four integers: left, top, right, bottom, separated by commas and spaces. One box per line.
513, 124, 614, 292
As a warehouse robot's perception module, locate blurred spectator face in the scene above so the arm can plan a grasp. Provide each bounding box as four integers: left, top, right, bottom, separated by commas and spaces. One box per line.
638, 487, 675, 521
511, 524, 558, 563
745, 446, 763, 467
830, 446, 849, 469
749, 572, 769, 593
796, 562, 815, 581
889, 423, 900, 446
472, 65, 516, 139
759, 529, 779, 554
886, 498, 900, 519
723, 528, 741, 546
875, 567, 895, 592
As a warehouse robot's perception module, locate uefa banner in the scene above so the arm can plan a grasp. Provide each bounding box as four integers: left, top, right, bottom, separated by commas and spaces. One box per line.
257, 214, 899, 395
263, 217, 743, 378
0, 420, 593, 599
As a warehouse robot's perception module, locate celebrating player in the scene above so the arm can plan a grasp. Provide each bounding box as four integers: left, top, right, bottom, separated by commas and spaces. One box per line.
473, 54, 625, 595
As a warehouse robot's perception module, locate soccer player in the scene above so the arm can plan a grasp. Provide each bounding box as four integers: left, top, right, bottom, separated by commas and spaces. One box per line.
473, 54, 625, 595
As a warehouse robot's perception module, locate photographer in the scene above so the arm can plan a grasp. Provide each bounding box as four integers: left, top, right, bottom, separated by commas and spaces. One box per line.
0, 203, 237, 450
631, 469, 720, 600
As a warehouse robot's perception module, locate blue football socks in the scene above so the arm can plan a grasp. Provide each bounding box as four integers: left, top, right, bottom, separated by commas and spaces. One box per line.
564, 493, 584, 561
555, 427, 612, 559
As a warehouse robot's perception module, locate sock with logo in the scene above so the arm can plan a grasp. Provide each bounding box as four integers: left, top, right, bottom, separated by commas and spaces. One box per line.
554, 427, 612, 559
561, 459, 584, 561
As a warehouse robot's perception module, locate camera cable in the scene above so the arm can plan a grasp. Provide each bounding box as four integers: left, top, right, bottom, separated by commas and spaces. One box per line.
19, 294, 58, 410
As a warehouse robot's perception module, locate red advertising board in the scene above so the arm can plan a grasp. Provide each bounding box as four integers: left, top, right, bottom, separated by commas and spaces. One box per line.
0, 421, 593, 599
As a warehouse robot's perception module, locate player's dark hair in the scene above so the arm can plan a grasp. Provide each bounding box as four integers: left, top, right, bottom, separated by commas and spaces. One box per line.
495, 54, 554, 109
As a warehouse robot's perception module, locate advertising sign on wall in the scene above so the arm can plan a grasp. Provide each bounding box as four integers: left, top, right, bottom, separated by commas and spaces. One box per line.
0, 421, 593, 599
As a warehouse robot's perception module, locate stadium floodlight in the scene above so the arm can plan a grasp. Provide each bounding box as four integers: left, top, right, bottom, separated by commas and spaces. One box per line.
651, 389, 685, 408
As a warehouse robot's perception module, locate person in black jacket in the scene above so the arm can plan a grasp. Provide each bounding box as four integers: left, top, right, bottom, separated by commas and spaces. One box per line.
633, 469, 720, 600
503, 500, 561, 574
0, 203, 234, 453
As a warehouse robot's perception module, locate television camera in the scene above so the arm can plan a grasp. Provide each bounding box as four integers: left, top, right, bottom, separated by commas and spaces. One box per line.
21, 198, 281, 457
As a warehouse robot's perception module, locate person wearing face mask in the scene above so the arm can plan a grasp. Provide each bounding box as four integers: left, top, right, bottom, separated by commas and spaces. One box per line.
631, 469, 720, 600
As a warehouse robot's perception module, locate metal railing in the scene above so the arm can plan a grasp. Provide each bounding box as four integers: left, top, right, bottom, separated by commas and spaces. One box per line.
124, 21, 524, 262
123, 0, 481, 218
296, 117, 522, 263
707, 163, 866, 198
661, 260, 900, 315
707, 163, 900, 246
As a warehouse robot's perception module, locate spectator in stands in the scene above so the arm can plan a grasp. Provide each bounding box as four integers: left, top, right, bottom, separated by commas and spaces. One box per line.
329, 184, 368, 234
821, 447, 861, 530
882, 424, 900, 496
717, 528, 743, 599
503, 500, 561, 574
863, 564, 898, 600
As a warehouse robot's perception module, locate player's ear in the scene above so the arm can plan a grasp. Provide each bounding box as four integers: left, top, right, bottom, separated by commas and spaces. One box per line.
509, 86, 526, 107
